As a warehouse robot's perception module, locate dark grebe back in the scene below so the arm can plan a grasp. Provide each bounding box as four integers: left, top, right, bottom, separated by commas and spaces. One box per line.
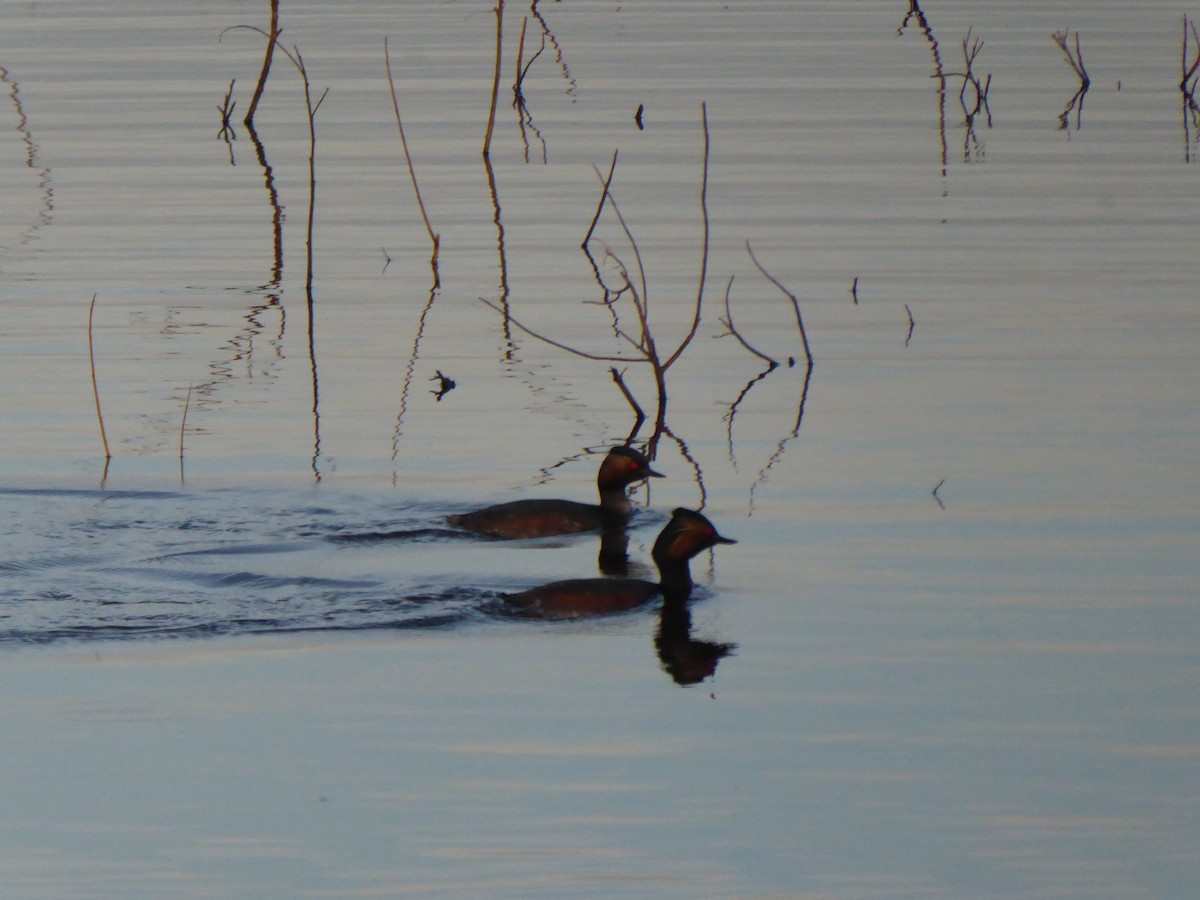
448, 446, 663, 539
503, 508, 736, 618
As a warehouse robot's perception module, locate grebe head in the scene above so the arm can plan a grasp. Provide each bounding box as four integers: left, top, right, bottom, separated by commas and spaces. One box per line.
596, 445, 664, 491
652, 507, 737, 567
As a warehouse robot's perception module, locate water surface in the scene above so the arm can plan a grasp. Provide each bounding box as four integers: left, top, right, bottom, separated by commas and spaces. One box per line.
0, 1, 1197, 897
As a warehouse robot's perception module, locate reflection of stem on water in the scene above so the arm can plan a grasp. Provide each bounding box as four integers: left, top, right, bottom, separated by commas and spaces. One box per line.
392, 281, 440, 471
749, 358, 813, 516
0, 64, 55, 245
530, 0, 576, 101
943, 28, 991, 162
482, 152, 512, 354
1180, 16, 1200, 161
661, 426, 707, 513
898, 1, 948, 178
513, 17, 548, 164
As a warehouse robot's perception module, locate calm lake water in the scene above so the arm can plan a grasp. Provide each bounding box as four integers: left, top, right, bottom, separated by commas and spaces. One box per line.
1, 1, 1197, 897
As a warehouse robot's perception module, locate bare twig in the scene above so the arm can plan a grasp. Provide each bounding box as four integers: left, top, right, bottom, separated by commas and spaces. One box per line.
483, 0, 504, 157
87, 293, 111, 461
904, 303, 916, 346
179, 384, 192, 482
216, 79, 237, 140
610, 367, 646, 435
243, 0, 279, 126
716, 275, 778, 368
1052, 29, 1090, 87
745, 241, 813, 365
384, 37, 440, 279
582, 149, 618, 249
663, 101, 710, 371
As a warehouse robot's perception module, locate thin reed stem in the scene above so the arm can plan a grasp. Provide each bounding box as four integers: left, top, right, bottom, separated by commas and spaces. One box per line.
483, 0, 504, 156
87, 293, 111, 461
385, 37, 440, 273
243, 0, 279, 126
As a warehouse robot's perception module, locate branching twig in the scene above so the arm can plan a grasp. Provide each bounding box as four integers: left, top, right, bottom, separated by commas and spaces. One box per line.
745, 241, 813, 365
1052, 28, 1090, 88
1053, 28, 1090, 131
716, 275, 778, 368
663, 101, 710, 371
216, 79, 237, 141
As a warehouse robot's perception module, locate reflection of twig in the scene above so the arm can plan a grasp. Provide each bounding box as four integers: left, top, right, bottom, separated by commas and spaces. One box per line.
932, 478, 946, 509
482, 152, 511, 351
392, 279, 439, 464
749, 358, 813, 515
904, 303, 916, 346
513, 18, 548, 164
530, 0, 576, 100
88, 294, 111, 462
943, 27, 991, 161
723, 365, 775, 471
1053, 29, 1090, 131
898, 1, 948, 178
385, 37, 440, 282
1181, 16, 1200, 161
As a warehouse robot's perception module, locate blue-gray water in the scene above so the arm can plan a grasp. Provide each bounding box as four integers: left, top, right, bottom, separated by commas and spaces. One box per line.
0, 1, 1197, 896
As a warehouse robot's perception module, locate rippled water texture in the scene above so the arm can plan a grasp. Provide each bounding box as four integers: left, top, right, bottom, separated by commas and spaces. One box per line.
0, 0, 1197, 897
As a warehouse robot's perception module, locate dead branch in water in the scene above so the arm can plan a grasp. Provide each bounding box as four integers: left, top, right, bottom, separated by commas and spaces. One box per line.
1053, 28, 1090, 130
1053, 28, 1090, 88
87, 293, 111, 461
245, 0, 279, 125
716, 275, 778, 369
745, 241, 813, 366
384, 37, 440, 280
483, 1, 505, 157
216, 78, 237, 141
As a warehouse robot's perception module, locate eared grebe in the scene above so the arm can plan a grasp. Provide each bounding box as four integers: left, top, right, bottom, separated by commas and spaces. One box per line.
448, 446, 663, 539
503, 508, 735, 618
